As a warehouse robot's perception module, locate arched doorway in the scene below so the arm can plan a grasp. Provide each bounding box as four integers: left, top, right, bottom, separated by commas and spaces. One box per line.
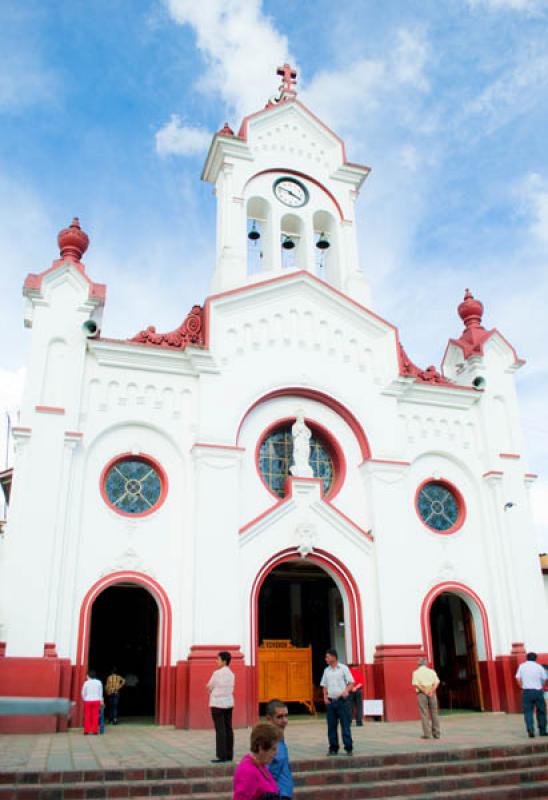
88, 584, 158, 719
257, 560, 349, 712
429, 593, 483, 711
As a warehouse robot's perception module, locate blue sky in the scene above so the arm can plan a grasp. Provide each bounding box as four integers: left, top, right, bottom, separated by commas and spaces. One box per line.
1, 0, 547, 543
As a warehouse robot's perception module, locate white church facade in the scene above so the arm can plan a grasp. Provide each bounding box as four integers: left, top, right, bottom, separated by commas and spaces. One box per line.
1, 66, 547, 733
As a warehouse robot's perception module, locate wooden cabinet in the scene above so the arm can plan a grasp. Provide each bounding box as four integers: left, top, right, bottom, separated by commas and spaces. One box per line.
258, 640, 315, 714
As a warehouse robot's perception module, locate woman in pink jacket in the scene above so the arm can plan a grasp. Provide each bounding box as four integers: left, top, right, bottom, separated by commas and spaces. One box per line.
233, 722, 281, 799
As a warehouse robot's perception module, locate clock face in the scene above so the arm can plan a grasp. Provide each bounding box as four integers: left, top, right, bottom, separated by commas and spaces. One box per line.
273, 177, 309, 208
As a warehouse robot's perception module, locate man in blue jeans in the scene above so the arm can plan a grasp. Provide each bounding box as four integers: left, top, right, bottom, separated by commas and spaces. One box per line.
320, 648, 354, 756
515, 652, 547, 738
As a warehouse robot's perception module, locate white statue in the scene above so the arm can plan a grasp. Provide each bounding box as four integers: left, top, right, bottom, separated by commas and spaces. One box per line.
290, 411, 313, 478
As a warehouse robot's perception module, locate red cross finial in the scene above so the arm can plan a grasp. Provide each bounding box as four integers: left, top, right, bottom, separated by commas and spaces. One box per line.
276, 63, 297, 99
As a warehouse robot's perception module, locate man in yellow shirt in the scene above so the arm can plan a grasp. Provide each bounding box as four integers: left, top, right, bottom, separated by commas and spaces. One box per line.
104, 668, 126, 725
411, 657, 441, 739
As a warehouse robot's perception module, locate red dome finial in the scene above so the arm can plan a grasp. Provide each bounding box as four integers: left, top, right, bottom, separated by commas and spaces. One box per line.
57, 217, 89, 262
218, 121, 234, 136
458, 288, 484, 329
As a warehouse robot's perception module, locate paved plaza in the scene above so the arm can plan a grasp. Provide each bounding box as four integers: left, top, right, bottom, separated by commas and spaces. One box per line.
0, 712, 538, 775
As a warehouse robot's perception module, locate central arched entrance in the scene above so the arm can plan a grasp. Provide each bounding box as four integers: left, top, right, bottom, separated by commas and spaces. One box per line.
88, 584, 158, 719
254, 550, 363, 715
429, 593, 483, 711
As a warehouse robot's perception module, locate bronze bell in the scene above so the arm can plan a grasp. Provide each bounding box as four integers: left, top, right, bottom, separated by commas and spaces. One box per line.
316, 232, 330, 250
248, 221, 260, 241
282, 235, 295, 250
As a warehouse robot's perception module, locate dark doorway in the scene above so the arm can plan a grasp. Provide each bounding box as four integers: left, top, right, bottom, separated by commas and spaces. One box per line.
88, 584, 158, 719
258, 561, 346, 710
430, 593, 483, 711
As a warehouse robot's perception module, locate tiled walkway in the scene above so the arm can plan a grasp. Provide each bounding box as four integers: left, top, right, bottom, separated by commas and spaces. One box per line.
0, 713, 536, 774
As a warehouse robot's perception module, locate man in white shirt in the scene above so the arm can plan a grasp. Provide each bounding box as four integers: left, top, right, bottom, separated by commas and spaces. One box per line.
81, 670, 104, 735
411, 657, 441, 739
320, 648, 354, 756
515, 652, 547, 738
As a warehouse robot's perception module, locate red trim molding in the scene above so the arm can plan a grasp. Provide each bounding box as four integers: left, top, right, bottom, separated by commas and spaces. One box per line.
192, 442, 245, 452
99, 452, 169, 518
499, 453, 521, 460
483, 470, 503, 478
236, 386, 371, 462
250, 547, 365, 671
244, 168, 344, 220
421, 581, 493, 662
75, 571, 173, 725
35, 406, 65, 415
414, 477, 466, 536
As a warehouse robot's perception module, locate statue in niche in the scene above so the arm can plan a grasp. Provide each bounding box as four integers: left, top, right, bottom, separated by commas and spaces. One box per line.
290, 411, 313, 478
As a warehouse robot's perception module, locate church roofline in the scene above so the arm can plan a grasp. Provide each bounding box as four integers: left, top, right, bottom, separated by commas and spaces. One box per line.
201, 98, 371, 186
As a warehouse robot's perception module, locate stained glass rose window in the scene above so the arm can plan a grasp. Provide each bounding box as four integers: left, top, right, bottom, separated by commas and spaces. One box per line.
417, 481, 462, 532
103, 456, 165, 515
258, 424, 334, 498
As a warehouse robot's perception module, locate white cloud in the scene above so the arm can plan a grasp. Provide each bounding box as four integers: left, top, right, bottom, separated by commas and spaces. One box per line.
0, 47, 59, 114
155, 115, 212, 156
466, 0, 547, 11
165, 0, 291, 119
517, 173, 548, 243
462, 53, 548, 135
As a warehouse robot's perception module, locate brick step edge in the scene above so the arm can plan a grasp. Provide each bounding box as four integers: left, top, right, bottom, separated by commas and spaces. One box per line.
114, 780, 548, 800
2, 751, 548, 793
3, 741, 548, 787
2, 764, 548, 799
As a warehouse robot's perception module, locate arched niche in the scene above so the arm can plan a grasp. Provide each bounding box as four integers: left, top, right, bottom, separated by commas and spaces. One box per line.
281, 213, 306, 270
247, 196, 271, 274
313, 210, 338, 282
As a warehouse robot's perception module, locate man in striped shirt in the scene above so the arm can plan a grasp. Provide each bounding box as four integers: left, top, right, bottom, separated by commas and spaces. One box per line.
104, 668, 125, 725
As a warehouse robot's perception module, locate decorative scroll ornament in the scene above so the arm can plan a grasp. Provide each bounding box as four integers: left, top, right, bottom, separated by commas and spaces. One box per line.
290, 411, 313, 478
398, 343, 453, 386
129, 305, 204, 349
295, 521, 317, 559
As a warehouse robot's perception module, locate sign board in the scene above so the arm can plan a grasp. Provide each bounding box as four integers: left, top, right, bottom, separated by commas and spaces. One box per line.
363, 699, 384, 717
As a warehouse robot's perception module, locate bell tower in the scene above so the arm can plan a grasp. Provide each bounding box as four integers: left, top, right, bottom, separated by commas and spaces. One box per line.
201, 66, 372, 304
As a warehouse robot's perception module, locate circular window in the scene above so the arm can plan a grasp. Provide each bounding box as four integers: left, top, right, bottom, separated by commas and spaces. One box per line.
416, 480, 464, 533
258, 422, 336, 498
101, 455, 167, 516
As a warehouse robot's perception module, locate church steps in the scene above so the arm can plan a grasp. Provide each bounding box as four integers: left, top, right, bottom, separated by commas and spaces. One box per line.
1, 743, 547, 799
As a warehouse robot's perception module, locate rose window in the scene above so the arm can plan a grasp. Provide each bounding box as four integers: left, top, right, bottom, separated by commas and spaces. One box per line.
417, 481, 461, 532
103, 457, 163, 515
258, 424, 334, 498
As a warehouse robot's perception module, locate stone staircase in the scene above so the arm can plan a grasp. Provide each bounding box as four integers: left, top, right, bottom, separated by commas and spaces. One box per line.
1, 741, 548, 798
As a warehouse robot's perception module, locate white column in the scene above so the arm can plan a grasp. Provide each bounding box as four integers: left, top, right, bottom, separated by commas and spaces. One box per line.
191, 444, 244, 644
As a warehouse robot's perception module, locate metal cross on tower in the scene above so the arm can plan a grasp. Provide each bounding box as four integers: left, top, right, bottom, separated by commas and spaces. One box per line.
276, 63, 297, 100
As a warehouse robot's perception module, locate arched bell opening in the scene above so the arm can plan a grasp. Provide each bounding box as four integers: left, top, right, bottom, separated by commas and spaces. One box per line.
280, 213, 305, 270
429, 592, 485, 712
313, 210, 338, 282
247, 196, 271, 275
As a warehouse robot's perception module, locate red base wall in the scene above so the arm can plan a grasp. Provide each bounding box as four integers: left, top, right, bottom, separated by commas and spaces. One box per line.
0, 653, 72, 734
0, 641, 532, 732
184, 645, 247, 729
373, 644, 424, 721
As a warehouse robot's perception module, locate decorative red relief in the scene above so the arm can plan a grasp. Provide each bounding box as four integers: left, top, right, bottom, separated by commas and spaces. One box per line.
398, 342, 454, 386
129, 305, 204, 349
